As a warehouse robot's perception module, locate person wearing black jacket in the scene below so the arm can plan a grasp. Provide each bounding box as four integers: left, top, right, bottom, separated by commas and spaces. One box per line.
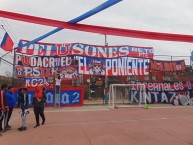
33, 85, 46, 128
0, 84, 9, 132
17, 88, 22, 108
18, 88, 29, 131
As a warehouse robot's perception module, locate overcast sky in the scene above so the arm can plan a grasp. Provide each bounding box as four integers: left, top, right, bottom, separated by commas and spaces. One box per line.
0, 0, 193, 75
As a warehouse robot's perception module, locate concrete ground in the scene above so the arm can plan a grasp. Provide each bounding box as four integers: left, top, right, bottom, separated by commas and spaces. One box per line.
1, 104, 193, 145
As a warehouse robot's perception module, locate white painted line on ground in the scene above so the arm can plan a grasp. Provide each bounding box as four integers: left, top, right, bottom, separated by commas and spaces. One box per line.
45, 108, 109, 113
149, 106, 193, 109
44, 115, 193, 127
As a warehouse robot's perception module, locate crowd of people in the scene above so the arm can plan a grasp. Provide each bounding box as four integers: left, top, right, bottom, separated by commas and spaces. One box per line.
0, 84, 46, 135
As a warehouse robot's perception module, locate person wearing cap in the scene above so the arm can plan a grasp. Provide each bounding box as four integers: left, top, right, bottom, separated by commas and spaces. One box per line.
18, 88, 29, 131
0, 84, 9, 132
33, 84, 46, 128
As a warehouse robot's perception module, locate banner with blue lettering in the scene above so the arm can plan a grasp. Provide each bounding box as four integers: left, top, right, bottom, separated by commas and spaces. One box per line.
15, 55, 149, 77
15, 54, 73, 67
17, 40, 154, 59
16, 65, 79, 79
14, 87, 84, 107
23, 78, 53, 88
15, 53, 79, 78
78, 56, 149, 76
24, 78, 44, 87
128, 81, 193, 104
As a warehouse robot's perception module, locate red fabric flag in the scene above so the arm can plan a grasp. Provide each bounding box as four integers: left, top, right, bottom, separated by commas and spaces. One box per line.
0, 32, 14, 52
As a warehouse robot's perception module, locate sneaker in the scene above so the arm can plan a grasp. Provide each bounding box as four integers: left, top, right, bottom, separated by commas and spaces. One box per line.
18, 127, 27, 131
2, 129, 6, 133
6, 125, 11, 129
22, 127, 27, 131
0, 128, 6, 133
5, 127, 11, 130
42, 119, 45, 125
5, 125, 12, 130
18, 127, 23, 131
34, 124, 40, 128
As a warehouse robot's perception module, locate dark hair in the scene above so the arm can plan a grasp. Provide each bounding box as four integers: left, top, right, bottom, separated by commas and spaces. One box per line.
22, 88, 28, 92
8, 86, 13, 90
1, 84, 8, 89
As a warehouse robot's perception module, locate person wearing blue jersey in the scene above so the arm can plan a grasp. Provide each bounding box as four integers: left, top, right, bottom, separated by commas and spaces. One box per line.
5, 86, 16, 129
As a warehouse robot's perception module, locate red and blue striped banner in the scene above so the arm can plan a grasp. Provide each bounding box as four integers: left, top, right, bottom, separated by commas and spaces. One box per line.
17, 40, 153, 59
78, 56, 149, 76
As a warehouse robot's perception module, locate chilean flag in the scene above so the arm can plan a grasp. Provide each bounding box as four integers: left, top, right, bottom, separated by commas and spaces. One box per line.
0, 32, 14, 52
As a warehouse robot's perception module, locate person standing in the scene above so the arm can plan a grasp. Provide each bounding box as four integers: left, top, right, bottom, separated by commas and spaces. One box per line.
5, 86, 16, 129
18, 88, 29, 131
0, 84, 9, 132
33, 84, 46, 128
17, 88, 22, 108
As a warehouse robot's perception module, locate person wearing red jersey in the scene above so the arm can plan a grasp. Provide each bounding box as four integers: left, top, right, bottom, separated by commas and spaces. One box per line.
33, 84, 46, 128
0, 84, 9, 132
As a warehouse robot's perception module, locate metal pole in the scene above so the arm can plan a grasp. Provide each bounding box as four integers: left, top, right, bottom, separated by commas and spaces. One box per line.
12, 49, 16, 86
104, 34, 108, 96
88, 81, 90, 99
190, 55, 191, 67
105, 34, 108, 46
1, 24, 15, 84
171, 56, 174, 81
112, 85, 115, 109
108, 84, 111, 108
